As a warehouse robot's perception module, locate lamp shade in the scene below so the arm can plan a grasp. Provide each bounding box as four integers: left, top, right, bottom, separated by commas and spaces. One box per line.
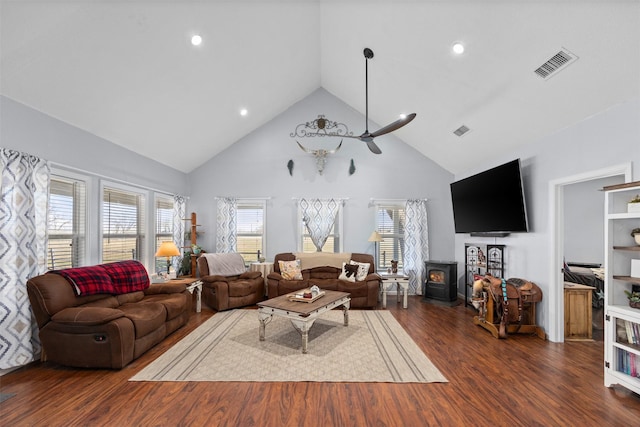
155, 241, 180, 257
368, 231, 382, 242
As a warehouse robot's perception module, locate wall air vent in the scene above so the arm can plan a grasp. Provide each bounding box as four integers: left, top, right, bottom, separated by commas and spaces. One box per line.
534, 48, 578, 79
453, 125, 470, 137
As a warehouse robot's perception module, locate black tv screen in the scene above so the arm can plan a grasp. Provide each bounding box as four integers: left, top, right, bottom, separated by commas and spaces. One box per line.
450, 159, 529, 234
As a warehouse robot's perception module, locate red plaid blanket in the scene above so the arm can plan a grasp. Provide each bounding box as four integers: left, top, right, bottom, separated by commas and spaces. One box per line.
50, 266, 113, 296
51, 260, 150, 296
101, 260, 150, 294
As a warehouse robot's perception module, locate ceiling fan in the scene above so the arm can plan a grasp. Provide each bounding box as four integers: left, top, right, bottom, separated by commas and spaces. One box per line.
343, 47, 416, 154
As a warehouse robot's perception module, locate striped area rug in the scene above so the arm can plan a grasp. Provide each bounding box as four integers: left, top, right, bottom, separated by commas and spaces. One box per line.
130, 309, 447, 383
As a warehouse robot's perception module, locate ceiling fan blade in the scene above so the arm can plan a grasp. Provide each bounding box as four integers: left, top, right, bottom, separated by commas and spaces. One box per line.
365, 139, 382, 154
370, 113, 417, 138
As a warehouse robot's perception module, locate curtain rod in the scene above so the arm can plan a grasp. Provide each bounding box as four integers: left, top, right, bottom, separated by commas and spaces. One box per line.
291, 197, 350, 200
215, 197, 272, 200
369, 198, 429, 202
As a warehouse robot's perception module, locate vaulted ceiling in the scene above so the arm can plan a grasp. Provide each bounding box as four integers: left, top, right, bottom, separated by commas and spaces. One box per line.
2, 0, 639, 174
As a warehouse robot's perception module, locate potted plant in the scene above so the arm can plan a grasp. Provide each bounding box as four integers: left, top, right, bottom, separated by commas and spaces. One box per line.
624, 290, 640, 309
632, 228, 640, 246
629, 194, 640, 213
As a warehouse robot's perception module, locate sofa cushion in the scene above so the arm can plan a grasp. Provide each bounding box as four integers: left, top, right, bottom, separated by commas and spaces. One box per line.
279, 259, 303, 280
338, 262, 358, 282
119, 302, 166, 339
116, 291, 145, 305
142, 293, 187, 320
228, 280, 259, 297
51, 307, 124, 326
350, 260, 371, 281
294, 252, 351, 270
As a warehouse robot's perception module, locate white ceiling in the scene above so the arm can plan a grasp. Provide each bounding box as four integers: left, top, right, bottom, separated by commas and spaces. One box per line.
2, 0, 639, 174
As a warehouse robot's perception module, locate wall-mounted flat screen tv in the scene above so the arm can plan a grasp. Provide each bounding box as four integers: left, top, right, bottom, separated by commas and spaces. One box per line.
450, 159, 529, 235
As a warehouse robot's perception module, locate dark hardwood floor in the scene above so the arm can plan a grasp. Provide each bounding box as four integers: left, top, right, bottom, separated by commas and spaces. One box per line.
2, 296, 640, 426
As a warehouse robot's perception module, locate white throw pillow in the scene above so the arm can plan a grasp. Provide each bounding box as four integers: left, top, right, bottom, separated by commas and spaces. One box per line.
350, 260, 370, 281
338, 262, 358, 282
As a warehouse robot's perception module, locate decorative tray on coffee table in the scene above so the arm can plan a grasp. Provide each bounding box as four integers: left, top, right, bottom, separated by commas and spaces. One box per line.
287, 289, 326, 303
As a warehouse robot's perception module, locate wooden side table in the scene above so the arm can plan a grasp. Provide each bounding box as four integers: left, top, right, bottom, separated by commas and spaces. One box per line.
380, 274, 409, 309
564, 282, 595, 341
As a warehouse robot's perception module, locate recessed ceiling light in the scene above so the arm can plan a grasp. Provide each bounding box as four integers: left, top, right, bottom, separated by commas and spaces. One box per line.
191, 35, 202, 46
399, 113, 407, 119
452, 43, 465, 55
240, 108, 248, 116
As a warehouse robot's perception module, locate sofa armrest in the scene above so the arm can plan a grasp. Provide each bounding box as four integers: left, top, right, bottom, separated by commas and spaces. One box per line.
51, 307, 124, 326
239, 271, 262, 280
201, 275, 231, 284
267, 272, 283, 280
364, 273, 382, 282
144, 282, 187, 294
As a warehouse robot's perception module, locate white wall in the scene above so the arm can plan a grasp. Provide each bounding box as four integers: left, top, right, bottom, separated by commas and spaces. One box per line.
453, 98, 640, 337
1, 96, 189, 196
563, 175, 623, 266
187, 88, 456, 263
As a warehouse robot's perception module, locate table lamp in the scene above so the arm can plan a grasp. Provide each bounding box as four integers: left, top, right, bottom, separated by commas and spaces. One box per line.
368, 231, 382, 269
155, 241, 181, 275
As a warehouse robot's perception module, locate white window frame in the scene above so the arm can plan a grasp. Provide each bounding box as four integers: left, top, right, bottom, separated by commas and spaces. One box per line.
154, 193, 176, 273
373, 201, 406, 271
100, 180, 149, 265
297, 203, 344, 253
235, 199, 267, 264
47, 170, 90, 269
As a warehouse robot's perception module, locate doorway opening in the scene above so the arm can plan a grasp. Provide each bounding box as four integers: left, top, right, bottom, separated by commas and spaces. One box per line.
548, 163, 632, 342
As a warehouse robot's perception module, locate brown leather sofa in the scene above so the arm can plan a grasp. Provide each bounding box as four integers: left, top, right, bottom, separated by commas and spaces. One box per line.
267, 252, 380, 308
197, 254, 264, 311
27, 261, 192, 369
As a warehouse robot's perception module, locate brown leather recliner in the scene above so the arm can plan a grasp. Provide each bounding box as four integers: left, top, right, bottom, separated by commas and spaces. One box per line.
197, 254, 264, 311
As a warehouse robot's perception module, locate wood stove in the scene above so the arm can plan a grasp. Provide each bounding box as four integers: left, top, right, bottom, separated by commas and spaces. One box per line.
423, 261, 458, 304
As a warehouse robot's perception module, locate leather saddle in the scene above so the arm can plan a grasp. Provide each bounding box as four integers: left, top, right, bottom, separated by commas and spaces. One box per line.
481, 274, 542, 339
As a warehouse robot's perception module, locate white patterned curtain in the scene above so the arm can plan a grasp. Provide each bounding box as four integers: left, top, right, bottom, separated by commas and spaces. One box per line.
404, 199, 429, 294
0, 148, 50, 368
216, 197, 237, 253
172, 195, 186, 271
299, 198, 341, 252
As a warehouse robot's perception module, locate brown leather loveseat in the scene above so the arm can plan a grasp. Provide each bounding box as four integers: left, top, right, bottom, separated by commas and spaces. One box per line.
267, 252, 381, 308
27, 260, 191, 369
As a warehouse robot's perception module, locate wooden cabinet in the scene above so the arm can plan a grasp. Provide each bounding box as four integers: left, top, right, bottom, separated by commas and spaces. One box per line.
603, 181, 640, 394
564, 282, 595, 341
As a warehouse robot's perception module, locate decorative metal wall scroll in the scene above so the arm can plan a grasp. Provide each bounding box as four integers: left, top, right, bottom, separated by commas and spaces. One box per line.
290, 115, 353, 139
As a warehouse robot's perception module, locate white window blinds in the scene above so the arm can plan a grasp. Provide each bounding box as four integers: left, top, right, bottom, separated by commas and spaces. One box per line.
102, 186, 145, 263
236, 201, 265, 263
47, 176, 86, 269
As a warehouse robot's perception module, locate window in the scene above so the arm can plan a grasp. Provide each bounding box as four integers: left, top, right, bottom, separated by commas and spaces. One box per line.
376, 204, 405, 271
102, 186, 145, 263
236, 201, 265, 264
298, 202, 343, 253
47, 176, 87, 269
155, 195, 175, 272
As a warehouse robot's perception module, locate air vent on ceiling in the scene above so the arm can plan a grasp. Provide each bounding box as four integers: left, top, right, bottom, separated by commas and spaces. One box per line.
453, 125, 470, 137
534, 49, 578, 79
